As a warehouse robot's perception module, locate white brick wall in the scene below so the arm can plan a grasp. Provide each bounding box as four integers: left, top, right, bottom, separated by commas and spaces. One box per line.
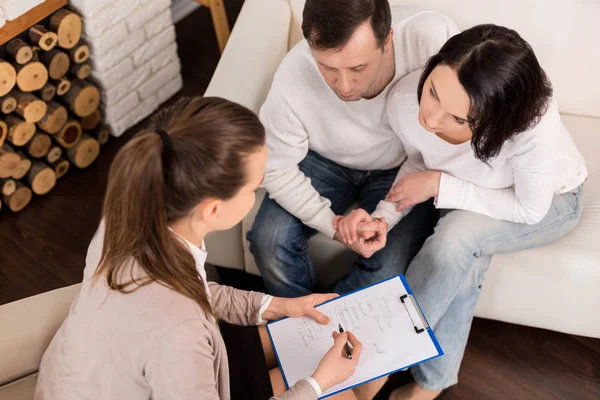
70, 0, 183, 137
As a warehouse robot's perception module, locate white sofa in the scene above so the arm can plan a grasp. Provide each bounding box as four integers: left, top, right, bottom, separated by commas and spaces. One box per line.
204, 0, 600, 339
1, 1, 598, 398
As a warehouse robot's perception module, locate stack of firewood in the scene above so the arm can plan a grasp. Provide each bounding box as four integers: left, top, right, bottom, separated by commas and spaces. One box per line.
0, 7, 109, 213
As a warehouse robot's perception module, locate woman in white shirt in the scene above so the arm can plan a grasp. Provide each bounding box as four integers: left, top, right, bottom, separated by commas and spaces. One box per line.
335, 24, 587, 399
35, 97, 366, 400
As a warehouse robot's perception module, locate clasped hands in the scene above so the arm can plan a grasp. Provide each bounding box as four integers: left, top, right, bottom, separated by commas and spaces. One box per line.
333, 171, 441, 258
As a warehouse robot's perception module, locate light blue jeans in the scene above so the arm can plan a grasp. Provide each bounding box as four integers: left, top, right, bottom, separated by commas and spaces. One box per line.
407, 185, 585, 391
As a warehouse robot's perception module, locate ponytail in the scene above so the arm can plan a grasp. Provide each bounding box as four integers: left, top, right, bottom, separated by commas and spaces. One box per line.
95, 97, 265, 318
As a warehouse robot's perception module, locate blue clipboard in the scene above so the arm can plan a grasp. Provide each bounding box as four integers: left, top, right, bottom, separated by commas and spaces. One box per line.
266, 274, 443, 399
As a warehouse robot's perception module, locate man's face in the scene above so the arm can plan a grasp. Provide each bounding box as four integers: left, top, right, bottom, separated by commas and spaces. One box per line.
311, 21, 390, 102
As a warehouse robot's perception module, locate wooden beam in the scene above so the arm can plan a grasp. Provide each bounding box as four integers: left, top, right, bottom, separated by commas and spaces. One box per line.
0, 0, 68, 46
195, 0, 230, 53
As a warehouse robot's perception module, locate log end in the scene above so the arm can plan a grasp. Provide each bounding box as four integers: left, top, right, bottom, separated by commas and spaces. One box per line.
5, 185, 33, 212
0, 62, 17, 97
16, 62, 49, 92
30, 166, 57, 195
23, 100, 48, 123
0, 152, 21, 178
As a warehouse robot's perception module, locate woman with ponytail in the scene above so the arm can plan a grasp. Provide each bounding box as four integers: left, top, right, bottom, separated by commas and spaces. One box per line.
35, 97, 364, 400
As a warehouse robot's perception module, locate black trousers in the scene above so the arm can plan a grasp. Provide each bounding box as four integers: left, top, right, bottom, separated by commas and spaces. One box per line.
220, 322, 274, 400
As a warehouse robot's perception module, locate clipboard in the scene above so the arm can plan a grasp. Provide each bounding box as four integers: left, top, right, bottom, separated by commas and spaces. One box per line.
266, 274, 443, 399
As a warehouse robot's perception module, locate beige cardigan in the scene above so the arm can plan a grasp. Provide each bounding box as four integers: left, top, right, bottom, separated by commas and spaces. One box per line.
34, 223, 317, 400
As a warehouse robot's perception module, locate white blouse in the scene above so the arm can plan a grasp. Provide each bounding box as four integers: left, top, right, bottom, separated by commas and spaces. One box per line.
373, 69, 587, 226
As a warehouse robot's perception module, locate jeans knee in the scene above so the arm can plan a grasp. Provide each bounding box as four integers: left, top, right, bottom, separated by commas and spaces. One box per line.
432, 211, 482, 258
247, 223, 279, 258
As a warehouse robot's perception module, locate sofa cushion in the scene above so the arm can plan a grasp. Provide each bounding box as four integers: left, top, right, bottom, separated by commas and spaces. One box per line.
0, 284, 81, 386
288, 0, 600, 118
474, 114, 600, 338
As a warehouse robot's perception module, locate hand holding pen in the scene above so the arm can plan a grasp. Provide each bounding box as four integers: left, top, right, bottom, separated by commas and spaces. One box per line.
311, 327, 363, 392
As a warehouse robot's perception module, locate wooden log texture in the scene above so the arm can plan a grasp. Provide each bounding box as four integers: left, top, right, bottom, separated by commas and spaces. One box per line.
68, 43, 89, 64
6, 39, 33, 65
13, 91, 48, 123
0, 120, 7, 146
89, 124, 110, 145
37, 100, 68, 134
15, 61, 49, 92
0, 61, 17, 96
61, 79, 99, 117
0, 145, 20, 178
29, 25, 59, 51
26, 132, 52, 159
70, 63, 91, 80
2, 181, 32, 212
0, 178, 16, 197
46, 145, 62, 164
5, 115, 36, 146
26, 160, 56, 195
67, 133, 99, 169
40, 49, 70, 80
11, 150, 32, 180
53, 77, 71, 95
50, 157, 70, 179
80, 109, 101, 130
49, 9, 82, 50
54, 119, 82, 148
0, 94, 17, 114
37, 82, 57, 102
29, 46, 41, 63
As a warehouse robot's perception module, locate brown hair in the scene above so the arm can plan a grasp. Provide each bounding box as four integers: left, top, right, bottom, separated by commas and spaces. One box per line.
302, 0, 392, 51
95, 96, 265, 318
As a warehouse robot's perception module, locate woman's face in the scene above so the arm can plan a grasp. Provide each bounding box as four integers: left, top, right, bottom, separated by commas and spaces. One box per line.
418, 65, 473, 145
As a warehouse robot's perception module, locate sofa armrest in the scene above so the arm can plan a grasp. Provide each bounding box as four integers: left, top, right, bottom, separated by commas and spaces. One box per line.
204, 0, 291, 269
0, 284, 81, 386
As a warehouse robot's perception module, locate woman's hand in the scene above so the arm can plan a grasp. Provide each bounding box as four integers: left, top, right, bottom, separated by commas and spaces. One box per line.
261, 293, 339, 324
312, 331, 363, 392
385, 171, 441, 212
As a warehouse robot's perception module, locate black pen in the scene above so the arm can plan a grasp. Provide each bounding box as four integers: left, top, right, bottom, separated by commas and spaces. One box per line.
338, 324, 353, 360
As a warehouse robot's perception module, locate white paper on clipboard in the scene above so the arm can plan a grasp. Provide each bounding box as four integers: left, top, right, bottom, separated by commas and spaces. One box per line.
266, 275, 443, 398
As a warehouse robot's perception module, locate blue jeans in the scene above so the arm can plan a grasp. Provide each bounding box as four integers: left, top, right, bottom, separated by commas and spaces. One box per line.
247, 151, 438, 298
407, 185, 585, 391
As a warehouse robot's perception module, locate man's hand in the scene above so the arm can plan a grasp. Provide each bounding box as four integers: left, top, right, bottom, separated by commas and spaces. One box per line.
333, 210, 388, 258
333, 209, 374, 244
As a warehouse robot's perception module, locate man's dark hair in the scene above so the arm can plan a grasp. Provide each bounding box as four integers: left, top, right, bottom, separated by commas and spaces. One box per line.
418, 24, 553, 162
302, 0, 392, 51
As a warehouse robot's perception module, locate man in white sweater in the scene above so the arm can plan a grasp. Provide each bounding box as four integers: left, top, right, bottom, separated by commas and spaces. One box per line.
247, 0, 459, 297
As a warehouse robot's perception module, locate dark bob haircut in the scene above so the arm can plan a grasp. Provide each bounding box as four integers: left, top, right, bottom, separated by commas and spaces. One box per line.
418, 24, 553, 162
302, 0, 392, 51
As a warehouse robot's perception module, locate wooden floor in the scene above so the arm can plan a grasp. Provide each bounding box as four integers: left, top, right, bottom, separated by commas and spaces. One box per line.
0, 2, 598, 399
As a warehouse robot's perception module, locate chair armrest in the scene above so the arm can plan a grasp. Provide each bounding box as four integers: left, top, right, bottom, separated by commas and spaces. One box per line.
0, 284, 81, 385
